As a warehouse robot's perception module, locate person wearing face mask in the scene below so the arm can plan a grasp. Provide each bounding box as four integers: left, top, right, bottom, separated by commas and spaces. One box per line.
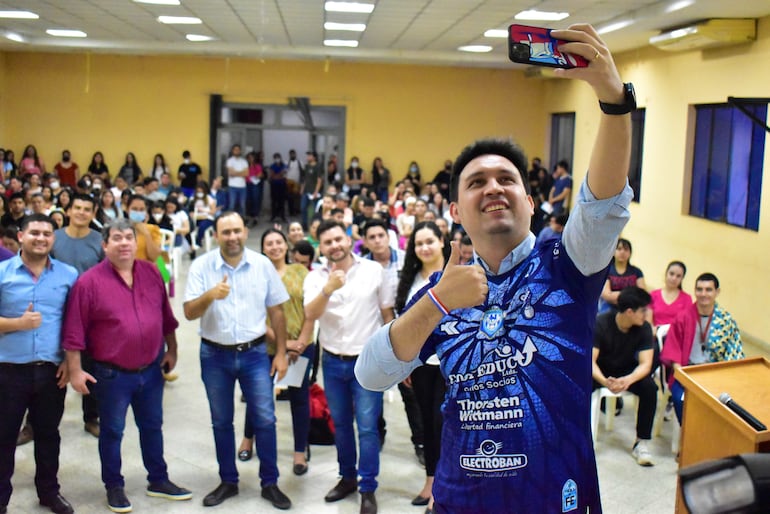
149, 201, 173, 231
178, 150, 201, 199
431, 160, 453, 200
345, 157, 364, 197
53, 150, 80, 189
405, 161, 422, 196
126, 195, 162, 262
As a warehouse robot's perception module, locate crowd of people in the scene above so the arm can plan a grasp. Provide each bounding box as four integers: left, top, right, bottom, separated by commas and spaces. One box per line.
0, 24, 750, 514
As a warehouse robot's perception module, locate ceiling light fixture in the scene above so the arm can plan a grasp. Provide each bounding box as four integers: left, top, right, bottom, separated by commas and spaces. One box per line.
666, 0, 695, 13
186, 34, 214, 42
46, 29, 87, 38
324, 39, 359, 47
324, 22, 366, 32
5, 32, 24, 42
324, 2, 374, 14
484, 29, 508, 38
133, 0, 181, 5
157, 15, 201, 24
598, 20, 634, 34
0, 11, 39, 19
458, 45, 492, 53
515, 10, 569, 21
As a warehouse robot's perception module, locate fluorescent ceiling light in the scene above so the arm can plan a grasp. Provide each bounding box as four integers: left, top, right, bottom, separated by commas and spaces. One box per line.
324, 2, 374, 14
134, 0, 181, 4
458, 45, 492, 53
324, 22, 366, 32
157, 15, 201, 24
598, 20, 634, 34
484, 29, 507, 38
5, 32, 24, 42
666, 0, 695, 13
324, 39, 359, 47
46, 29, 87, 38
186, 34, 214, 42
515, 10, 569, 21
0, 10, 39, 19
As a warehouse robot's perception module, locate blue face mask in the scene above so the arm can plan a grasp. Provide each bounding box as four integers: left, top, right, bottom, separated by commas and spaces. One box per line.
128, 211, 146, 223
410, 166, 418, 173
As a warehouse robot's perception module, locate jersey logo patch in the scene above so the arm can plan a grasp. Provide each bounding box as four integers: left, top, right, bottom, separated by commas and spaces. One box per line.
480, 306, 504, 339
562, 479, 578, 512
459, 439, 528, 472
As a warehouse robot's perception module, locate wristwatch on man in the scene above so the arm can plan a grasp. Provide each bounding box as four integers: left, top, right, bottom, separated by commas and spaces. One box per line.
599, 82, 636, 115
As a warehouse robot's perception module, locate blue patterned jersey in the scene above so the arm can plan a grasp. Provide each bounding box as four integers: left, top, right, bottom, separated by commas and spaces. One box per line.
411, 239, 606, 514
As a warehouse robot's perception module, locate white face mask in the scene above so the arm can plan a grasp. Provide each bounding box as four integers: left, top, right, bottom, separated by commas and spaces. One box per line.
50, 180, 60, 189
184, 159, 190, 164
351, 161, 359, 167
152, 213, 164, 222
196, 192, 205, 198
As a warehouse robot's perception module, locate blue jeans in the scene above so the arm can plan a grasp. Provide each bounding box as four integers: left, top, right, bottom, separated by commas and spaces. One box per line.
92, 353, 168, 489
228, 187, 246, 215
671, 380, 685, 425
246, 181, 264, 219
245, 344, 315, 453
322, 352, 383, 492
200, 342, 278, 486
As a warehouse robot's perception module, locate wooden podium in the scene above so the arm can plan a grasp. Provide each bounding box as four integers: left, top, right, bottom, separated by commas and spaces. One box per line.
674, 357, 770, 512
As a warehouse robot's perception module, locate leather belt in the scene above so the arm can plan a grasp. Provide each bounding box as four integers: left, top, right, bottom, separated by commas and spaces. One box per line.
324, 349, 359, 362
202, 335, 266, 352
94, 360, 152, 374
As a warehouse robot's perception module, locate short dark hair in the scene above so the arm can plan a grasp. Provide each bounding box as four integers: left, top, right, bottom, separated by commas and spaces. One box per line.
330, 208, 344, 216
617, 286, 651, 312
361, 197, 375, 207
556, 159, 570, 172
71, 192, 96, 209
292, 239, 315, 259
460, 234, 473, 247
554, 213, 569, 226
213, 211, 246, 232
20, 213, 55, 232
102, 218, 136, 243
182, 150, 191, 158
127, 194, 148, 210
450, 138, 529, 202
317, 219, 346, 241
9, 192, 25, 202
695, 272, 719, 289
362, 218, 389, 238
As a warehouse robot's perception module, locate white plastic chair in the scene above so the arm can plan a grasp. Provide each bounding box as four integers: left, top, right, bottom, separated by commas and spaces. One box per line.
590, 387, 635, 444
158, 228, 181, 281
203, 226, 215, 253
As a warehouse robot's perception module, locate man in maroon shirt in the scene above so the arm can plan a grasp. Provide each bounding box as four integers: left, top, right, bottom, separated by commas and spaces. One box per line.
62, 218, 191, 513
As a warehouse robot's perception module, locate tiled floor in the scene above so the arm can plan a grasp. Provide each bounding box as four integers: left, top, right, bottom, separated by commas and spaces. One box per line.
8, 231, 679, 513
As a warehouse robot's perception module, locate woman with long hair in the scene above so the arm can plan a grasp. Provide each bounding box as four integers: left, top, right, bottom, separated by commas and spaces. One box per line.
19, 144, 45, 177
395, 221, 450, 514
650, 261, 691, 328
118, 152, 141, 184
238, 228, 315, 475
150, 153, 169, 180
96, 188, 123, 227
88, 151, 110, 184
600, 238, 646, 313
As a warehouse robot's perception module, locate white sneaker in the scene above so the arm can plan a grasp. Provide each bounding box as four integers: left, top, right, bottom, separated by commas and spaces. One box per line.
632, 440, 654, 466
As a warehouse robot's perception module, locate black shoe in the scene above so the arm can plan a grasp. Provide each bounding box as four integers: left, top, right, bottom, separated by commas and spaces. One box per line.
360, 491, 377, 514
203, 482, 238, 507
106, 487, 132, 513
84, 420, 100, 438
0, 504, 6, 513
238, 449, 253, 461
16, 423, 33, 446
411, 494, 430, 506
39, 493, 74, 514
324, 478, 358, 502
146, 480, 192, 501
261, 484, 291, 510
293, 462, 308, 475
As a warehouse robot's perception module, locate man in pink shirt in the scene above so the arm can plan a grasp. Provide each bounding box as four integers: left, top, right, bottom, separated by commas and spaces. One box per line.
63, 218, 191, 513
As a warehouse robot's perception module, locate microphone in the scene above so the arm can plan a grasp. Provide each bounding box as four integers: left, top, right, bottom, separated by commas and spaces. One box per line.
718, 392, 767, 432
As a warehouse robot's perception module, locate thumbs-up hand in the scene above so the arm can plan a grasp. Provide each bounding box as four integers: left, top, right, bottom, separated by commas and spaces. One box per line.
325, 262, 346, 293
19, 303, 42, 330
432, 242, 488, 311
210, 274, 231, 300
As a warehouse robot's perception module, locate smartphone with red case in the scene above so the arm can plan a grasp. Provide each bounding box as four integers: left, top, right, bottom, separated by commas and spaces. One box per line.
508, 24, 588, 69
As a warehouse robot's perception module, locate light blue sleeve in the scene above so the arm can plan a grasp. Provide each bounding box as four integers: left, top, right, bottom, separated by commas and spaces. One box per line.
562, 178, 633, 276
263, 258, 290, 307
355, 321, 423, 392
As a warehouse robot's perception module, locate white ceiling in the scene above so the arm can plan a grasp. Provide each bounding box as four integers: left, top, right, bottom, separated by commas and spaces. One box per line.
0, 0, 769, 68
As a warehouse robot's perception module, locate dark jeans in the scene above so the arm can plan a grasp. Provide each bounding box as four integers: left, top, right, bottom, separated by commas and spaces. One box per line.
228, 187, 246, 215
671, 379, 685, 425
201, 341, 278, 486
592, 375, 658, 439
195, 219, 213, 247
411, 364, 446, 476
244, 345, 315, 453
246, 181, 264, 219
0, 362, 66, 504
270, 180, 287, 220
92, 353, 169, 489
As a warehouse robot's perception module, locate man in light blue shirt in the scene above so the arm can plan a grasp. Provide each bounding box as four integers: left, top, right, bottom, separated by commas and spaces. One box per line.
184, 211, 292, 511
0, 213, 78, 514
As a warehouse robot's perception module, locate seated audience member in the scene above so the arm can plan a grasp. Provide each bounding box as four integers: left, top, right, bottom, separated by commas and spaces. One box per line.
190, 181, 217, 250
2, 227, 20, 253
145, 177, 166, 202
290, 239, 315, 269
305, 218, 320, 250
459, 234, 474, 264
96, 189, 123, 228
600, 238, 646, 313
210, 176, 228, 214
396, 196, 416, 235
158, 172, 175, 199
164, 196, 191, 249
126, 195, 162, 262
535, 213, 568, 246
660, 273, 744, 424
29, 193, 47, 215
1, 192, 27, 230
649, 261, 692, 327
592, 287, 657, 466
287, 222, 305, 248
149, 201, 173, 231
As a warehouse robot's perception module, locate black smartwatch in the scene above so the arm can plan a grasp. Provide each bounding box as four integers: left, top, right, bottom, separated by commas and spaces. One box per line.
599, 82, 636, 115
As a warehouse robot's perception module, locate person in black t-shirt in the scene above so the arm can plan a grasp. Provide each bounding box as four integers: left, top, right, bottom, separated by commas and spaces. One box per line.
177, 150, 202, 198
592, 286, 657, 466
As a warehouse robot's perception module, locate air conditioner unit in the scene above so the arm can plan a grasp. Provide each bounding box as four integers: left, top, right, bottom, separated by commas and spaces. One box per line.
650, 19, 756, 52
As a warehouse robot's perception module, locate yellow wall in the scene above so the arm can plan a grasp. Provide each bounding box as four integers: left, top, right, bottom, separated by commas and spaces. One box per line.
0, 52, 546, 179
544, 16, 770, 346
